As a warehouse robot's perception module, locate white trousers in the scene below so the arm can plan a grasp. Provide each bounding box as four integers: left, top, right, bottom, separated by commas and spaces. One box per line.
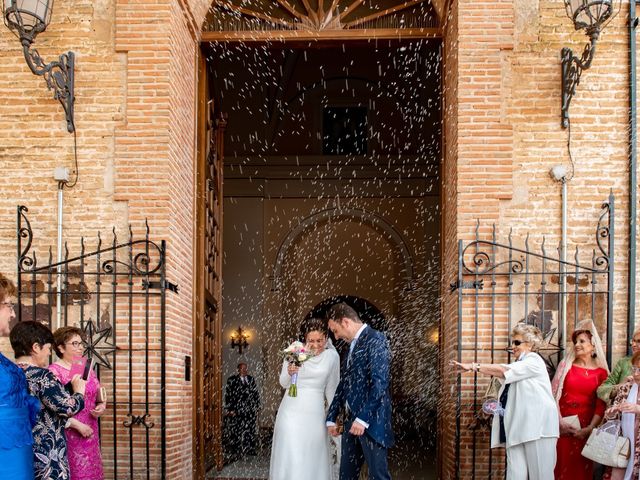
506, 437, 557, 480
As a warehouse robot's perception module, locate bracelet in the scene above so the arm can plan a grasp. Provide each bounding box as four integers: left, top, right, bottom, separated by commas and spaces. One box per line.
471, 363, 480, 372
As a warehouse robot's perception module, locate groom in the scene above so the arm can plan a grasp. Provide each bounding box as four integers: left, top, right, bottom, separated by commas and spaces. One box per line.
326, 303, 394, 480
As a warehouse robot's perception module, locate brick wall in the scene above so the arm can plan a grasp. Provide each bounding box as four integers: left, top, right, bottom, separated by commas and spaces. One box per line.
0, 0, 204, 476
440, 0, 634, 478
503, 0, 630, 361
164, 0, 198, 476
0, 0, 128, 272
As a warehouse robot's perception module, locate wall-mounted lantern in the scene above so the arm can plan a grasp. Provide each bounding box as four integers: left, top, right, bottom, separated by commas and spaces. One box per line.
230, 326, 250, 354
3, 0, 75, 132
561, 0, 616, 128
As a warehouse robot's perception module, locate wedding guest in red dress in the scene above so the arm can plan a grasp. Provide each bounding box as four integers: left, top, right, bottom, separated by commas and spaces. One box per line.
551, 319, 609, 480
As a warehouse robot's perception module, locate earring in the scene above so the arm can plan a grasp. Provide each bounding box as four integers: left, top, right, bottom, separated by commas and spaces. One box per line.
591, 352, 597, 358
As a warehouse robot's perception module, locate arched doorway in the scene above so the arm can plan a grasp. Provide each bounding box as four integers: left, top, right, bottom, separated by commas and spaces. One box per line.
194, 3, 443, 477
303, 294, 388, 353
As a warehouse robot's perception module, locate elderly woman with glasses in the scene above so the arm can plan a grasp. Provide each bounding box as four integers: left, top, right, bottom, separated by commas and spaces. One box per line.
451, 323, 559, 480
49, 326, 105, 480
0, 273, 40, 480
598, 329, 640, 404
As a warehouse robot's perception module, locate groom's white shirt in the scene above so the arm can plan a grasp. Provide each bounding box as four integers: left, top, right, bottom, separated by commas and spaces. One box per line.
327, 323, 370, 429
348, 323, 367, 364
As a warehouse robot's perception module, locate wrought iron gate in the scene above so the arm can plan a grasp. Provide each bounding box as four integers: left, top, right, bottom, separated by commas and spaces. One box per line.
16, 205, 172, 480
452, 193, 614, 479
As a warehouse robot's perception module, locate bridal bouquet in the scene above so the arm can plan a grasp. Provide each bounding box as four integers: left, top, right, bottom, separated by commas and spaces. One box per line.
282, 341, 314, 397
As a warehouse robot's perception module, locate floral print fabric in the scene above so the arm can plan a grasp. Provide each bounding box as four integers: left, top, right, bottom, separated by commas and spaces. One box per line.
20, 364, 84, 480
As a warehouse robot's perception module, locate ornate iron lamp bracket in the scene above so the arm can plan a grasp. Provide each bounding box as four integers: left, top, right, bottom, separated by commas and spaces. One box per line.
561, 30, 599, 128
21, 39, 75, 133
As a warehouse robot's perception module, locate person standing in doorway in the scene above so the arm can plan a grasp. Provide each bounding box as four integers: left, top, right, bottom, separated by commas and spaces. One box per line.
326, 302, 394, 480
225, 362, 260, 456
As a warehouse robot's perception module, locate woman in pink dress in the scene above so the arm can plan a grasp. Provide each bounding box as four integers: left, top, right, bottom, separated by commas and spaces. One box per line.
49, 326, 106, 480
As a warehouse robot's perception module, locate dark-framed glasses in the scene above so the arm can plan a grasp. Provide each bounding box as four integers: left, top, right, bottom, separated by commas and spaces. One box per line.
66, 341, 83, 348
0, 302, 15, 311
511, 339, 528, 347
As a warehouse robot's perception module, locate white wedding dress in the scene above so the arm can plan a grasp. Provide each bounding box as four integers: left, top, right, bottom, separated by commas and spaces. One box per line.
269, 347, 341, 480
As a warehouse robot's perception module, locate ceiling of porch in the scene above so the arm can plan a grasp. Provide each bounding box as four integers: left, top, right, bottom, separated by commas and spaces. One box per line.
203, 0, 440, 32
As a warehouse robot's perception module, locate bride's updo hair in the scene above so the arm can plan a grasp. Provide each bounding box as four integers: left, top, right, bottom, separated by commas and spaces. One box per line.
300, 317, 328, 341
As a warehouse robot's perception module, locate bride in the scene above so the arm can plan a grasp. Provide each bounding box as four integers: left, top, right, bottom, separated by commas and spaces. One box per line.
269, 317, 341, 480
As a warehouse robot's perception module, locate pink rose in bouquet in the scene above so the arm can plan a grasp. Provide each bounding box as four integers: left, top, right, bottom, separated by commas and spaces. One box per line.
282, 341, 314, 397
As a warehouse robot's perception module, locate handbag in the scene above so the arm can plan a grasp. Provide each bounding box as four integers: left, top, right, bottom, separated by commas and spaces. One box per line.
482, 376, 503, 401
561, 415, 581, 430
581, 419, 631, 468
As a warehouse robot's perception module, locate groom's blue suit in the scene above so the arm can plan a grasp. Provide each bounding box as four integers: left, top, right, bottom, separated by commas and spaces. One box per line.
326, 325, 394, 480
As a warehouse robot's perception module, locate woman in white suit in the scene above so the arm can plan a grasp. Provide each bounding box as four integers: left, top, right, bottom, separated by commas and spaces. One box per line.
451, 323, 559, 480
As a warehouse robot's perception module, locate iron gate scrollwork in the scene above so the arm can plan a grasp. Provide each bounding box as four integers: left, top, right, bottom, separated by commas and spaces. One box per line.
453, 193, 614, 479
16, 205, 174, 480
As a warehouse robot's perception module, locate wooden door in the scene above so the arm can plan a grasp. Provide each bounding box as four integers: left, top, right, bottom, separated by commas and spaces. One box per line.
195, 49, 226, 477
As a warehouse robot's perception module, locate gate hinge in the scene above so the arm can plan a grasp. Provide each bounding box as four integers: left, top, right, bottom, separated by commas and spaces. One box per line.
142, 280, 179, 294
450, 279, 484, 292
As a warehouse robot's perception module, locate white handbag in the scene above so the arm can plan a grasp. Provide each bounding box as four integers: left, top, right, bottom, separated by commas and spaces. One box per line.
581, 420, 631, 468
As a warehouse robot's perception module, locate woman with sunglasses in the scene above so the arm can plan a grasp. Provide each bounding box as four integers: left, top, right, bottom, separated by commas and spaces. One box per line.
598, 329, 640, 403
451, 323, 559, 479
49, 326, 105, 480
603, 350, 640, 480
551, 319, 609, 480
0, 273, 40, 480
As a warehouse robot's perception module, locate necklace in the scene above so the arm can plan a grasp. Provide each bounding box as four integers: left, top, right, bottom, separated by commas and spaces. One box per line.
575, 363, 594, 376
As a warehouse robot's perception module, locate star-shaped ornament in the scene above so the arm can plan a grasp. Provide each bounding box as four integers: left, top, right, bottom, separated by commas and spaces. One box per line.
82, 318, 117, 370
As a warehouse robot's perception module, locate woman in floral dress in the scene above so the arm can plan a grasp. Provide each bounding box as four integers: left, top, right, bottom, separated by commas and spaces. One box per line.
10, 321, 86, 480
50, 326, 105, 480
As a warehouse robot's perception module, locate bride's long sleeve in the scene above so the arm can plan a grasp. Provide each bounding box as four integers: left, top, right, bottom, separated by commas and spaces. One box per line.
279, 360, 291, 389
324, 351, 341, 406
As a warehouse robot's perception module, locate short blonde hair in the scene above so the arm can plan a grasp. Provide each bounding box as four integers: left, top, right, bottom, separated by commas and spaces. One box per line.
511, 323, 544, 350
0, 272, 16, 304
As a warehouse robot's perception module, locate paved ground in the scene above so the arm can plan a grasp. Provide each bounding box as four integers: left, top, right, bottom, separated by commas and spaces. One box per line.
207, 438, 437, 480
207, 453, 268, 480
